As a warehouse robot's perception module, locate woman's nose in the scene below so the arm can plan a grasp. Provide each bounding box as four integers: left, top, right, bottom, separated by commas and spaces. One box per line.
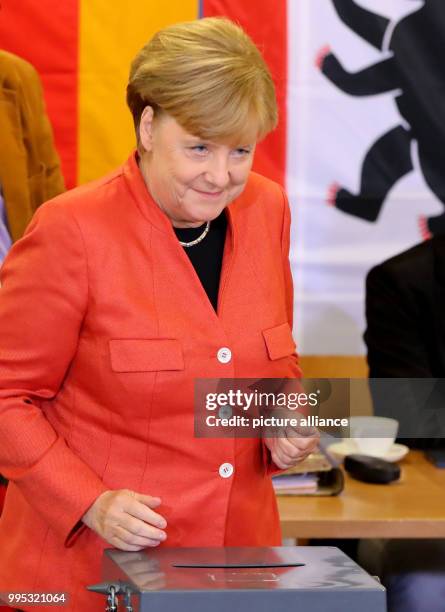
204, 156, 230, 189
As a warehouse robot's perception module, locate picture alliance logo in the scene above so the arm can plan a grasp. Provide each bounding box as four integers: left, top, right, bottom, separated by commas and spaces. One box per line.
205, 412, 349, 430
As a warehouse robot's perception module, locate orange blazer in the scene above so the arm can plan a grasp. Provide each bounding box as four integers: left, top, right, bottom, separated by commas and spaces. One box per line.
0, 153, 301, 611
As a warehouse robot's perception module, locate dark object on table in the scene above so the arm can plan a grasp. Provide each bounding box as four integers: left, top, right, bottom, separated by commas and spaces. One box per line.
425, 448, 445, 468
92, 546, 385, 612
345, 454, 401, 484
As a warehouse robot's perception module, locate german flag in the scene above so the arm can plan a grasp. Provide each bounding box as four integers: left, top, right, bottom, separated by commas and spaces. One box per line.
0, 1, 286, 188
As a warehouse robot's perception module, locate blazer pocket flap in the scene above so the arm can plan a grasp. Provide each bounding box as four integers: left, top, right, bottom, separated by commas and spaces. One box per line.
109, 339, 184, 372
262, 323, 296, 360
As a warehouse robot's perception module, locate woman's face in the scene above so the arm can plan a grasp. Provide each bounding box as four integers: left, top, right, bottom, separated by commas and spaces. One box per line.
139, 110, 256, 228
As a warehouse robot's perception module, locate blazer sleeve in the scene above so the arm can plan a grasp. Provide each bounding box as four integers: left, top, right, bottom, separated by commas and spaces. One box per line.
279, 187, 303, 378
21, 59, 65, 203
280, 188, 295, 331
0, 201, 107, 546
263, 188, 304, 477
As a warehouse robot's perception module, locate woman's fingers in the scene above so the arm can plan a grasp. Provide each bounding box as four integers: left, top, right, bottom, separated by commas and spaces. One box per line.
269, 434, 319, 468
271, 449, 291, 469
109, 533, 147, 552
118, 513, 166, 541
82, 489, 168, 549
112, 524, 163, 548
133, 493, 162, 508
126, 496, 167, 530
270, 441, 295, 469
277, 436, 317, 460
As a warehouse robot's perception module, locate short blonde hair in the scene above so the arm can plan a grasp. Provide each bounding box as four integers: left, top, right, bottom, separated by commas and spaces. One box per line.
126, 17, 277, 145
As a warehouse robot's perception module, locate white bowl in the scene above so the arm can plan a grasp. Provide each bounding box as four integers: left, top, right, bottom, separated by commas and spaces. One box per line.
328, 440, 409, 463
347, 416, 399, 456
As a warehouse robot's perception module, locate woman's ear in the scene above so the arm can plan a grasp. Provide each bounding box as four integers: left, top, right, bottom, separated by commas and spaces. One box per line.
139, 106, 155, 152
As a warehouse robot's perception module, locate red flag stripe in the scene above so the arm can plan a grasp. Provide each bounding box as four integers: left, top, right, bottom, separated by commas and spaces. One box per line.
0, 0, 80, 188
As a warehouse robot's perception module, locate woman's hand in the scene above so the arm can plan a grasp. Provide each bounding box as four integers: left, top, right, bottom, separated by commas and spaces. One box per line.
264, 428, 320, 470
82, 489, 167, 551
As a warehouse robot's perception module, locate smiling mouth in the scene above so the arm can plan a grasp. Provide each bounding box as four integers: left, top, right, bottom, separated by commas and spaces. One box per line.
193, 188, 224, 198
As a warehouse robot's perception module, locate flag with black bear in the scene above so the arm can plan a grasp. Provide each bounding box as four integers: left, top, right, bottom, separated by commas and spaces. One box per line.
287, 0, 443, 353
319, 0, 445, 239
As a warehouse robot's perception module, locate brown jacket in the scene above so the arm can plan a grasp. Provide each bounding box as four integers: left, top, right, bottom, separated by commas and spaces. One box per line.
0, 50, 65, 241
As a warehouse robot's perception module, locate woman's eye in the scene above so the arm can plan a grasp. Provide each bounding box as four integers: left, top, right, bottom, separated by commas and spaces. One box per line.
190, 145, 208, 155
233, 148, 251, 157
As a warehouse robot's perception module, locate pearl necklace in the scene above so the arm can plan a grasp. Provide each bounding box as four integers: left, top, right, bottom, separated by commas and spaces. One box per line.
178, 221, 211, 248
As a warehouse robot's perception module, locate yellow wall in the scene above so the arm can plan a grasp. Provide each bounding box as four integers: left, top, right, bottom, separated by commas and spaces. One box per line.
300, 356, 372, 416
299, 356, 368, 378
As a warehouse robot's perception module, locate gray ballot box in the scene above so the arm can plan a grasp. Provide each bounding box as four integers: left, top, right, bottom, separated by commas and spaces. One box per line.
90, 546, 386, 612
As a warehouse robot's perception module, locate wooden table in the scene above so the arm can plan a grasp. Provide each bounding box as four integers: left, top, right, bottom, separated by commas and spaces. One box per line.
278, 451, 445, 539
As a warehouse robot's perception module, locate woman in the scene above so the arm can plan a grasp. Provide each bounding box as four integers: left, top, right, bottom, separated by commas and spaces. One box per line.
0, 17, 318, 612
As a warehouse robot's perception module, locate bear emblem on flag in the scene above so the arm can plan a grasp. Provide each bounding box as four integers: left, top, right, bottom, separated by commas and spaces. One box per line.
317, 0, 445, 239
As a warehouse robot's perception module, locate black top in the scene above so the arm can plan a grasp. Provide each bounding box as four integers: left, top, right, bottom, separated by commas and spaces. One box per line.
173, 211, 227, 312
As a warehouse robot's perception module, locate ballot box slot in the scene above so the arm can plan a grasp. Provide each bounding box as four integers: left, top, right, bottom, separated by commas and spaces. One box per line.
208, 571, 279, 583
171, 563, 305, 568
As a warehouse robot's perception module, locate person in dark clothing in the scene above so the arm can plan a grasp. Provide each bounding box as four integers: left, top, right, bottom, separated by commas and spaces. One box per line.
359, 235, 445, 612
365, 235, 445, 446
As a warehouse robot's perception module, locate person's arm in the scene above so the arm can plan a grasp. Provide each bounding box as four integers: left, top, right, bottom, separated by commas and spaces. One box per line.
365, 264, 432, 377
19, 58, 65, 204
280, 189, 298, 335
0, 200, 168, 550
262, 189, 318, 474
0, 201, 106, 546
364, 263, 438, 441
